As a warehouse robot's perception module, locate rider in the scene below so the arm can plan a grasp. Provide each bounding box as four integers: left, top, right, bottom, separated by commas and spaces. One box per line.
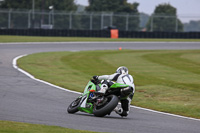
93, 66, 135, 117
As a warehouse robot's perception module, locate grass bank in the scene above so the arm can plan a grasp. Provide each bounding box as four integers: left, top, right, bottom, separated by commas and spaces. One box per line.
18, 50, 200, 119
0, 35, 200, 42
0, 120, 102, 133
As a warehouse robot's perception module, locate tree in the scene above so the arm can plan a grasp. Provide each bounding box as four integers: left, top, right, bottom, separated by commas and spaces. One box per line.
85, 0, 140, 31
0, 0, 77, 11
146, 3, 183, 32
86, 0, 138, 13
139, 13, 149, 30
0, 0, 77, 29
184, 20, 200, 32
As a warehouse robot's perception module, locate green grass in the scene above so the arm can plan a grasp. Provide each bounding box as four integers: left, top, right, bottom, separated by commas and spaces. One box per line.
17, 50, 200, 119
0, 120, 103, 133
0, 35, 200, 42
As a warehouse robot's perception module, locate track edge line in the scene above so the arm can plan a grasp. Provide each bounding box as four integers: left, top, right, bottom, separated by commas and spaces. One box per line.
13, 54, 200, 122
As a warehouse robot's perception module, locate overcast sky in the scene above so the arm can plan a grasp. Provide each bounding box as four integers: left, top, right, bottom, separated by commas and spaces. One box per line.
75, 0, 200, 22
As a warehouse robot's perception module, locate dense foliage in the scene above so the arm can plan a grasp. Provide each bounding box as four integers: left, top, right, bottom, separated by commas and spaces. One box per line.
0, 0, 77, 11
146, 3, 183, 32
86, 0, 140, 30
0, 1, 188, 31
184, 20, 200, 32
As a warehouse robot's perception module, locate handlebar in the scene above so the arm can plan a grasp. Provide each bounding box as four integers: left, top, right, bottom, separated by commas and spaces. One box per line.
91, 79, 100, 85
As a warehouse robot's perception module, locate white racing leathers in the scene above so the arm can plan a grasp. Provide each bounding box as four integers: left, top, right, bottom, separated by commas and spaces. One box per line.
97, 73, 135, 116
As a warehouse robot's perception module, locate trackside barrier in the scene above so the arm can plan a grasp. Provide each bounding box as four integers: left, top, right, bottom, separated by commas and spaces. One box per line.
0, 29, 200, 38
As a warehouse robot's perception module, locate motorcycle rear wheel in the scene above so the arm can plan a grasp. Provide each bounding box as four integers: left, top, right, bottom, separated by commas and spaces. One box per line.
93, 95, 119, 117
67, 97, 81, 114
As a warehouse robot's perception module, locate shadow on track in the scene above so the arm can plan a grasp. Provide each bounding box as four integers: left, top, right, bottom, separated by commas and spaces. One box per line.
67, 112, 134, 120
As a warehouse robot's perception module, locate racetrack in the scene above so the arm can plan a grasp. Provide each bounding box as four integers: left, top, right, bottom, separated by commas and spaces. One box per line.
0, 42, 200, 133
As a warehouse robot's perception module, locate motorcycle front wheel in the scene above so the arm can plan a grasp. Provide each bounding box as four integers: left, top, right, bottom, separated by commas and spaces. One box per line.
93, 95, 119, 117
67, 97, 81, 114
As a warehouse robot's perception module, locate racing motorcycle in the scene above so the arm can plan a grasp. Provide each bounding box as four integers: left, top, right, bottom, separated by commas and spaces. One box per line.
67, 79, 130, 117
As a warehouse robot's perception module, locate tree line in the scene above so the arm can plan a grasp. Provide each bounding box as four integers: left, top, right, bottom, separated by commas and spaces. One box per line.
0, 0, 184, 31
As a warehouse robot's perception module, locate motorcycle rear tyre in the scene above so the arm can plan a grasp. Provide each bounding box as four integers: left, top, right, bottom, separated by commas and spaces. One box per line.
93, 95, 119, 117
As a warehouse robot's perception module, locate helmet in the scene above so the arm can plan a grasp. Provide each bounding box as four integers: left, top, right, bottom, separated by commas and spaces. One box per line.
116, 66, 128, 74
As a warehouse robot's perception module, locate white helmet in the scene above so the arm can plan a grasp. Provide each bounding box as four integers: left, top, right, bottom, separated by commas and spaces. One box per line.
116, 66, 128, 74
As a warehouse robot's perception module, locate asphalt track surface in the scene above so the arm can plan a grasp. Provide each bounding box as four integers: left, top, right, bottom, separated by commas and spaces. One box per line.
1, 42, 200, 133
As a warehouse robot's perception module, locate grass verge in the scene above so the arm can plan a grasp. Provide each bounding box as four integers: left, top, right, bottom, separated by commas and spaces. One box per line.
0, 35, 200, 42
17, 50, 200, 119
0, 120, 102, 133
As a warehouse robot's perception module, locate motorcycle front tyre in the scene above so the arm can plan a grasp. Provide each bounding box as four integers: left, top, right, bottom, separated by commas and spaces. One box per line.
67, 98, 81, 114
93, 95, 119, 117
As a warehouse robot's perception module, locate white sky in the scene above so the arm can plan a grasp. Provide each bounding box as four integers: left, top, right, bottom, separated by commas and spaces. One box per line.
75, 0, 200, 22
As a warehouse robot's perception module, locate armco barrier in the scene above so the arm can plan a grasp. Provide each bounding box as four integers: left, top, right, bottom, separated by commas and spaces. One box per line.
0, 29, 200, 39
0, 29, 111, 37
119, 31, 200, 39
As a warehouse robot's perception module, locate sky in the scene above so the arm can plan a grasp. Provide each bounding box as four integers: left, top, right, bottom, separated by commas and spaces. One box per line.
75, 0, 200, 22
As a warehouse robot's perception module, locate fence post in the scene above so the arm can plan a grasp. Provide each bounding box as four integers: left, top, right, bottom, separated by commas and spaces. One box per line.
32, 0, 35, 27
69, 12, 72, 29
101, 13, 104, 29
28, 10, 31, 28
126, 14, 129, 31
32, 0, 35, 20
175, 16, 178, 32
52, 8, 54, 28
52, 10, 54, 28
90, 13, 93, 30
110, 13, 113, 26
48, 11, 51, 24
151, 14, 154, 32
8, 9, 12, 29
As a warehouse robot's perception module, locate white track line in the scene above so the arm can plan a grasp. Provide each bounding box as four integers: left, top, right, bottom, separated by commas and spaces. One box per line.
13, 54, 200, 122
13, 54, 81, 95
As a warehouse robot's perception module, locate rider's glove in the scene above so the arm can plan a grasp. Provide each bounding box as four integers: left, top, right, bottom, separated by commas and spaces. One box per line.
93, 76, 98, 80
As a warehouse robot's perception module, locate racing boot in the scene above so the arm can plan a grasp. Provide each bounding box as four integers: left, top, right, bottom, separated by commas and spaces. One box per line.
114, 107, 129, 117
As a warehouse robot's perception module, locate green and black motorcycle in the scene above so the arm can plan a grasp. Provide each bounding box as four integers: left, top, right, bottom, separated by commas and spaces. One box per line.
67, 79, 130, 117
